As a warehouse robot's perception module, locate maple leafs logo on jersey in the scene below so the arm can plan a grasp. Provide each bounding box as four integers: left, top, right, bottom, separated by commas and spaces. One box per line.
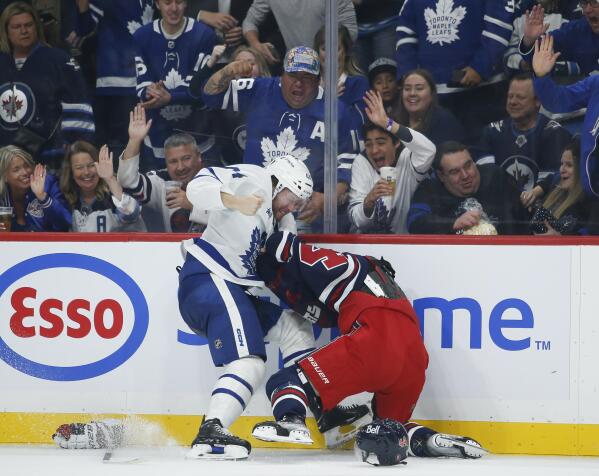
424, 0, 466, 45
260, 127, 310, 166
240, 227, 267, 275
373, 198, 394, 233
128, 4, 154, 34
164, 68, 187, 89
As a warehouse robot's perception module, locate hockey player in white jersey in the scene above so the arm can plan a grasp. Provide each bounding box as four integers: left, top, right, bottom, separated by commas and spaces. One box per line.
178, 155, 315, 460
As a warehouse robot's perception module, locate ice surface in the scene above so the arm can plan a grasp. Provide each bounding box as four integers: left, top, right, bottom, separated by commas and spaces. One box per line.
1, 445, 598, 476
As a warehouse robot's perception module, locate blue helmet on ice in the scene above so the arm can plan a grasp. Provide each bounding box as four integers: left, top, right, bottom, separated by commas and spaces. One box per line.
355, 419, 409, 466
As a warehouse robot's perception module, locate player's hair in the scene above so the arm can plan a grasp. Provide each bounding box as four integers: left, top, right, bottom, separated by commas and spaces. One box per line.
231, 45, 272, 78
164, 133, 200, 155
396, 68, 438, 135
0, 1, 48, 54
541, 136, 584, 219
433, 140, 469, 171
0, 145, 35, 201
313, 24, 363, 76
60, 140, 111, 208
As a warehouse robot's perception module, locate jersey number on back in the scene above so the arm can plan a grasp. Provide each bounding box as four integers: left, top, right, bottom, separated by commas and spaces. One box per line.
299, 245, 347, 270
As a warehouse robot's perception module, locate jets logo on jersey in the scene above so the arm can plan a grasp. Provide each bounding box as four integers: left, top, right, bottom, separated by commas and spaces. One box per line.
502, 155, 538, 191
424, 0, 467, 45
261, 127, 310, 165
0, 82, 35, 130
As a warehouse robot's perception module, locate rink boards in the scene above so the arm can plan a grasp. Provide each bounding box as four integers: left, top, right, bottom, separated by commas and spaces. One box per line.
0, 234, 598, 456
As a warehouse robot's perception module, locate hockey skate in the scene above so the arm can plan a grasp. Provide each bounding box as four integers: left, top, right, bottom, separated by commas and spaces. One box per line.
186, 418, 251, 460
425, 433, 488, 459
318, 403, 373, 448
252, 414, 313, 445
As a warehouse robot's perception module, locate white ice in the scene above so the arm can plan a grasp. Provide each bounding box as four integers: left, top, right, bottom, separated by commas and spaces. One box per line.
1, 445, 598, 476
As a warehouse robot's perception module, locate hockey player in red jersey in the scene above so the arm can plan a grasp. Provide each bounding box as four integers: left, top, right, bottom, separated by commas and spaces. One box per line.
252, 231, 487, 462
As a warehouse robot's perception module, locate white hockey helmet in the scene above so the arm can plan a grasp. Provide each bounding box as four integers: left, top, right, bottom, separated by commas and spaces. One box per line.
266, 155, 313, 201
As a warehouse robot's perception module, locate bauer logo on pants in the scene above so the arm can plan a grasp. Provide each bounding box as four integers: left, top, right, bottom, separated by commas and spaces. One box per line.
0, 253, 149, 381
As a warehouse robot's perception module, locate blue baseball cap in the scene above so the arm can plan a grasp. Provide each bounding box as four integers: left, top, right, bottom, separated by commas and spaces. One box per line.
284, 46, 320, 76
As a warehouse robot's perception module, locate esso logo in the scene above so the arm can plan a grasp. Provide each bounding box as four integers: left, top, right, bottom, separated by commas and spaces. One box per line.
0, 254, 149, 381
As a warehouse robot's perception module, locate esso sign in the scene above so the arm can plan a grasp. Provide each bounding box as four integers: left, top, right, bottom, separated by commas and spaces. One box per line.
0, 254, 149, 381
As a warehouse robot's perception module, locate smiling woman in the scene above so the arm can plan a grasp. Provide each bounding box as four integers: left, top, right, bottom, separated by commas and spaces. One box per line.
0, 145, 71, 232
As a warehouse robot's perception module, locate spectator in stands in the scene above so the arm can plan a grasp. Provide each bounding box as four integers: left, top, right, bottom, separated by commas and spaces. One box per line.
0, 144, 71, 231
209, 45, 272, 166
519, 1, 599, 76
407, 141, 528, 235
531, 34, 599, 202
505, 0, 581, 77
523, 137, 589, 235
396, 0, 515, 144
74, 0, 154, 162
133, 0, 216, 170
368, 58, 400, 120
395, 69, 466, 147
314, 23, 368, 152
352, 0, 403, 72
348, 90, 435, 234
0, 2, 95, 171
242, 0, 357, 65
201, 46, 358, 233
477, 72, 571, 192
60, 140, 146, 232
117, 104, 206, 233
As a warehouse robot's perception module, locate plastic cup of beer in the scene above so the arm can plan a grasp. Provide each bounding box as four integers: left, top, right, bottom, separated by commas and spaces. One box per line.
0, 206, 12, 232
165, 180, 182, 194
379, 166, 397, 195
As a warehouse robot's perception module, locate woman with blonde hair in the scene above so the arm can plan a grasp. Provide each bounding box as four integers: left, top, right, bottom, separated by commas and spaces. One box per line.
527, 137, 589, 235
60, 141, 145, 232
0, 145, 71, 231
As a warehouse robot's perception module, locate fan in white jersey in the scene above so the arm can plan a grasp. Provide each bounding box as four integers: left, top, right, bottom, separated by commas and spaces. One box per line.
60, 141, 146, 232
178, 155, 315, 460
117, 104, 206, 232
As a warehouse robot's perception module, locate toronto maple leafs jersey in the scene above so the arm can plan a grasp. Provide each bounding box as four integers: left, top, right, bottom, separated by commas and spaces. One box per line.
181, 164, 277, 286
76, 0, 155, 95
71, 192, 146, 232
0, 44, 94, 165
396, 0, 515, 93
533, 75, 599, 198
263, 230, 370, 313
476, 114, 572, 191
117, 152, 209, 232
348, 127, 436, 234
202, 77, 358, 193
133, 18, 216, 160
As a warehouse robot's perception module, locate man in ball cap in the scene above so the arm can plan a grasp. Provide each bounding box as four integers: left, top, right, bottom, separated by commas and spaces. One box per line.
202, 45, 359, 233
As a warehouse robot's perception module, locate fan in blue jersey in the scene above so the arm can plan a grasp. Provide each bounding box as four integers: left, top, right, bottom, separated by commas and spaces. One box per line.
202, 45, 358, 233
132, 0, 216, 169
476, 72, 572, 192
179, 155, 317, 460
74, 0, 154, 157
0, 3, 95, 171
531, 34, 599, 200
518, 2, 599, 76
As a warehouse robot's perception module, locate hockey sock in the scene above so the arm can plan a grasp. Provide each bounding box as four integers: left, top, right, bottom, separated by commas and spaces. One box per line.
206, 356, 265, 429
404, 422, 437, 457
265, 364, 322, 422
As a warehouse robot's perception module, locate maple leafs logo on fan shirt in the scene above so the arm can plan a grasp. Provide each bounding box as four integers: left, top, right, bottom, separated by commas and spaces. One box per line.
260, 127, 310, 166
424, 0, 466, 45
127, 4, 154, 34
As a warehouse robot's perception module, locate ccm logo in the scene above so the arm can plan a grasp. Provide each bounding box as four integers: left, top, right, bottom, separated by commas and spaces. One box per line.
0, 253, 149, 381
10, 287, 123, 339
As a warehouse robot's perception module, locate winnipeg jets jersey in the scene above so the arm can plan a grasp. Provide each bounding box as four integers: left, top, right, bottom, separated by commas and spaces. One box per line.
78, 0, 155, 95
133, 18, 216, 159
71, 193, 146, 232
117, 153, 208, 232
396, 0, 515, 92
182, 164, 276, 286
477, 114, 572, 191
202, 77, 357, 192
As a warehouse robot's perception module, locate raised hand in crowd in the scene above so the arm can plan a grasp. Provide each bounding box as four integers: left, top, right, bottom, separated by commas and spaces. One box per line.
207, 44, 227, 68
30, 164, 47, 202
97, 145, 124, 201
364, 89, 389, 129
522, 4, 550, 48
532, 34, 561, 77
250, 40, 279, 65
123, 104, 152, 161
198, 11, 238, 31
